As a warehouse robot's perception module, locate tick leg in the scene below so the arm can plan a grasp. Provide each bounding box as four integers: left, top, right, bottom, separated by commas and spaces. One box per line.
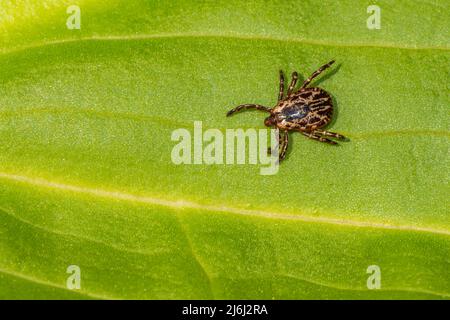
315, 129, 346, 140
287, 71, 298, 96
279, 130, 289, 161
301, 60, 335, 89
226, 104, 271, 117
267, 130, 289, 161
301, 131, 337, 145
267, 130, 283, 155
278, 70, 285, 101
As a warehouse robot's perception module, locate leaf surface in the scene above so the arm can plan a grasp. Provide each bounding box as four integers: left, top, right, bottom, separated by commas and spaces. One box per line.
0, 0, 449, 299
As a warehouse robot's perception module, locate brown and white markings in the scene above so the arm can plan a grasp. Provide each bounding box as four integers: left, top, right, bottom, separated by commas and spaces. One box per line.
226, 60, 346, 161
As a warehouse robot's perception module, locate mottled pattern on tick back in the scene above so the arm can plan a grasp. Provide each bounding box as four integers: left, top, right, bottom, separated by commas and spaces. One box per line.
226, 60, 347, 162
273, 87, 333, 131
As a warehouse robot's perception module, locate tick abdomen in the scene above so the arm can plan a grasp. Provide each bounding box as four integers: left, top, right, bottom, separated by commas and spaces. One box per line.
274, 87, 333, 131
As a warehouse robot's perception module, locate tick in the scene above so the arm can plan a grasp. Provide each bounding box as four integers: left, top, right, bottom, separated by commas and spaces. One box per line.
226, 60, 346, 161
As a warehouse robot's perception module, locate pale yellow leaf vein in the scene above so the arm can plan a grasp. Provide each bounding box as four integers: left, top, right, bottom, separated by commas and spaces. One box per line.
1, 33, 448, 57
175, 214, 215, 299
0, 172, 449, 236
0, 267, 111, 300
0, 206, 173, 258
277, 274, 450, 298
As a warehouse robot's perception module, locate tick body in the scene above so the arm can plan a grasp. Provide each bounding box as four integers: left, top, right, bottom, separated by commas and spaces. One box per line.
226, 60, 346, 161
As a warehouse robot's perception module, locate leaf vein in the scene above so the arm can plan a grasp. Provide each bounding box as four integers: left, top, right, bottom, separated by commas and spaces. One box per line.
278, 273, 450, 298
1, 33, 448, 57
0, 267, 111, 300
0, 172, 449, 236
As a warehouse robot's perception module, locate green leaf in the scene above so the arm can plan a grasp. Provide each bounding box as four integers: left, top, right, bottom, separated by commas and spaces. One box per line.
0, 0, 449, 299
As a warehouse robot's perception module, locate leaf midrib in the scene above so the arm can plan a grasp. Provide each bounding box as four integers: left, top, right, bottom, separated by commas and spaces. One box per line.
1, 172, 449, 236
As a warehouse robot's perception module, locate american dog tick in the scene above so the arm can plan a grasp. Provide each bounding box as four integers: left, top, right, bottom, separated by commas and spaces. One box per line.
226, 60, 346, 161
